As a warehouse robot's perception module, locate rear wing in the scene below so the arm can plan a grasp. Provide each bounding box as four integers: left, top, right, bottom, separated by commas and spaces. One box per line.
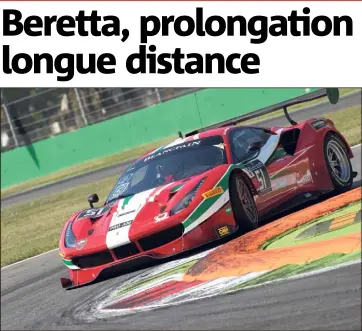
179, 88, 340, 138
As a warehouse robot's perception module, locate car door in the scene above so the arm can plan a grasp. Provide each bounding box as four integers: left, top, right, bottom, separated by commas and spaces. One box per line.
228, 127, 298, 216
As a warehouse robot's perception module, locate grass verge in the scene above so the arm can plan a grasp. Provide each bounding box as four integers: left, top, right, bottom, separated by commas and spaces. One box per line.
2, 88, 359, 199
1, 136, 176, 199
324, 105, 361, 146
1, 105, 361, 267
1, 174, 119, 266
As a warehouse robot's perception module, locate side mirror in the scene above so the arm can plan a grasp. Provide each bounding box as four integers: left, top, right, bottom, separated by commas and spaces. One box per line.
88, 193, 99, 208
248, 140, 263, 152
326, 88, 339, 105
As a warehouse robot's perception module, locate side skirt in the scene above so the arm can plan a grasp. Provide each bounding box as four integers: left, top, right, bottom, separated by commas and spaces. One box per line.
260, 191, 329, 222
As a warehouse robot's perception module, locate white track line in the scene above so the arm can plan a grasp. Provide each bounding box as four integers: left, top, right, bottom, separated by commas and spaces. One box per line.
94, 259, 362, 318
2, 144, 361, 271
1, 248, 58, 270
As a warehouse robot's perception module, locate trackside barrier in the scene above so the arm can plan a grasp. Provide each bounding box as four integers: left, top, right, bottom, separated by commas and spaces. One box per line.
1, 88, 321, 189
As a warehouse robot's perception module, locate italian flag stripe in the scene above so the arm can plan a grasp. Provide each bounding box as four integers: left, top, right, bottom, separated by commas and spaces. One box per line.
182, 165, 233, 229
62, 258, 80, 270
122, 195, 134, 209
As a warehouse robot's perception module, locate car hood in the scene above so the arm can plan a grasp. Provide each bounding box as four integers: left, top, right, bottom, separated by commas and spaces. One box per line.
67, 170, 223, 253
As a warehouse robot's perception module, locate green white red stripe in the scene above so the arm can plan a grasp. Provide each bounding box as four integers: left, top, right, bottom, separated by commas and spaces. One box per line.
62, 258, 80, 270
183, 165, 232, 233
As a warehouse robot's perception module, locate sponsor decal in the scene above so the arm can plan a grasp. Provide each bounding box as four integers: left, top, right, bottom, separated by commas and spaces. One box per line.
311, 119, 328, 130
109, 220, 133, 231
143, 141, 201, 162
271, 173, 296, 190
272, 178, 288, 190
217, 225, 230, 237
154, 212, 169, 223
75, 238, 87, 250
202, 186, 224, 199
116, 209, 135, 218
297, 171, 313, 186
59, 250, 66, 258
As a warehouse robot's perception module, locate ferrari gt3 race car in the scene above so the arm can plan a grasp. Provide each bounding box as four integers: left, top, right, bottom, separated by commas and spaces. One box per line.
59, 88, 357, 289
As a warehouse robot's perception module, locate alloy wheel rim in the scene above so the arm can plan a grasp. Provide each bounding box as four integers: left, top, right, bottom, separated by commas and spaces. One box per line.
326, 141, 351, 183
236, 177, 258, 224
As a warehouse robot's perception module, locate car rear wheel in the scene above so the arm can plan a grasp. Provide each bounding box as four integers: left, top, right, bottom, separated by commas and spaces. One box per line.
324, 133, 353, 193
229, 172, 259, 233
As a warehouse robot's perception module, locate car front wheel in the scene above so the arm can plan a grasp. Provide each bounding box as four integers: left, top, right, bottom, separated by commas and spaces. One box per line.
229, 172, 259, 234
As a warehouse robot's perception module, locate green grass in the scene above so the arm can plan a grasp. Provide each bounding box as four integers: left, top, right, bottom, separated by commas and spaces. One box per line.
323, 105, 361, 146
1, 105, 361, 267
1, 174, 119, 266
2, 88, 359, 199
1, 136, 176, 199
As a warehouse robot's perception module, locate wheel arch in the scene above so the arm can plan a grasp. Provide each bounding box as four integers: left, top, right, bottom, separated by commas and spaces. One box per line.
324, 129, 353, 158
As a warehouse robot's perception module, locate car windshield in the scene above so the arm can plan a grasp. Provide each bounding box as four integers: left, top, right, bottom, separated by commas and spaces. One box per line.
105, 136, 227, 203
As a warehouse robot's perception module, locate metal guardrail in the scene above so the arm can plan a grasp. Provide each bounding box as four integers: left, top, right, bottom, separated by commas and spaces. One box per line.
1, 87, 200, 152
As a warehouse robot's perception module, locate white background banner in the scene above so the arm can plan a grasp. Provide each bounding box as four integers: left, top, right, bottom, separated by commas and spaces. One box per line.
0, 1, 361, 87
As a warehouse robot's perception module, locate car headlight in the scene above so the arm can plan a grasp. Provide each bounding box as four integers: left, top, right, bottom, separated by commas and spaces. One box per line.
170, 178, 206, 215
64, 221, 76, 248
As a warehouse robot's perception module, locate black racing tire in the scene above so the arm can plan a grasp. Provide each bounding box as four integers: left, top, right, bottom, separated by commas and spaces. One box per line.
323, 133, 353, 193
229, 172, 259, 234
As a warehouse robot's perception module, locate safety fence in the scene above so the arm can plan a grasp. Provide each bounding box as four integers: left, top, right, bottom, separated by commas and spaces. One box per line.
1, 87, 198, 152
1, 88, 318, 189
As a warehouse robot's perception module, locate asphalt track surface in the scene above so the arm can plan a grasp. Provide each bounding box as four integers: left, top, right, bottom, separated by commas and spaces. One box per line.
1, 146, 361, 330
2, 90, 361, 208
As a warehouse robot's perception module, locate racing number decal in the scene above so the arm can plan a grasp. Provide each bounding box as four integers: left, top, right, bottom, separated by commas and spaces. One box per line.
76, 202, 114, 221
244, 159, 272, 195
255, 169, 265, 191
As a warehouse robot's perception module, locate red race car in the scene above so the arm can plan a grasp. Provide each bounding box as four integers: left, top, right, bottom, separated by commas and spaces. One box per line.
59, 88, 357, 289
